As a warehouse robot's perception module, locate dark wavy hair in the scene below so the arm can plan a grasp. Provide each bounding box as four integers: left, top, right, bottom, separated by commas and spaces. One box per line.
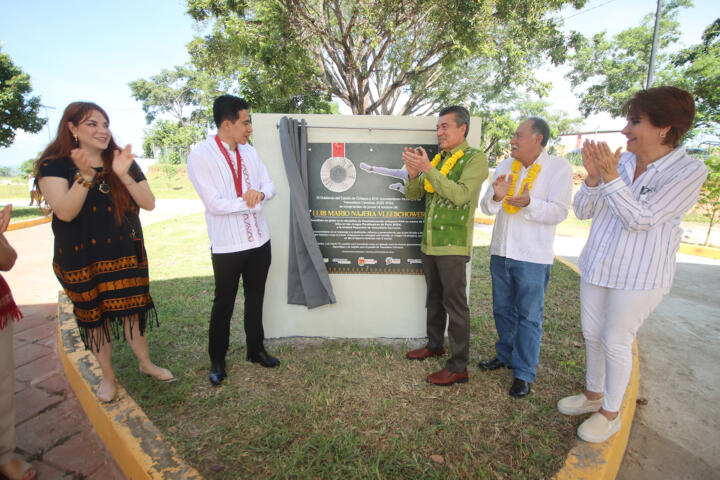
34, 102, 133, 224
439, 105, 470, 138
621, 86, 696, 147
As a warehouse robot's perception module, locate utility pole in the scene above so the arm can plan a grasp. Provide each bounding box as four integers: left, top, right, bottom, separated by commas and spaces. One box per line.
646, 0, 662, 88
40, 104, 56, 142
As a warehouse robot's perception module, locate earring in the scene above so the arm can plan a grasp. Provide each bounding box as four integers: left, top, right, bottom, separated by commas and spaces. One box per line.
659, 131, 666, 138
73, 133, 79, 146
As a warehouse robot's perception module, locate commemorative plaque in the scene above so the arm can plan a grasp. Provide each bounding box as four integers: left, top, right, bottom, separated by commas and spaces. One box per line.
307, 142, 438, 274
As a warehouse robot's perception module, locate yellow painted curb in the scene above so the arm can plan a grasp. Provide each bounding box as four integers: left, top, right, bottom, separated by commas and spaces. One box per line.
7, 214, 51, 230
477, 218, 720, 260
553, 342, 639, 480
474, 216, 494, 225
57, 293, 202, 480
677, 243, 720, 259
552, 256, 638, 480
555, 256, 580, 275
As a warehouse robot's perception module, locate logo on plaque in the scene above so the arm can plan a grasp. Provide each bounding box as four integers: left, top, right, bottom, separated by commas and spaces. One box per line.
320, 143, 357, 193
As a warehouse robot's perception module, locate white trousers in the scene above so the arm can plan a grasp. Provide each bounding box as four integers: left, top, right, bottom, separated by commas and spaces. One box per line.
0, 320, 16, 464
580, 280, 668, 412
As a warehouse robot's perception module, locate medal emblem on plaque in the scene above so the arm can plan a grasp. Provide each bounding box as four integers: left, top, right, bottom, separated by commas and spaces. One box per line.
320, 143, 357, 193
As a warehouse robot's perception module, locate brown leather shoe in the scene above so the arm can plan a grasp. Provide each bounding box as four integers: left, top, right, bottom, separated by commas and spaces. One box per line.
427, 368, 469, 386
406, 347, 446, 360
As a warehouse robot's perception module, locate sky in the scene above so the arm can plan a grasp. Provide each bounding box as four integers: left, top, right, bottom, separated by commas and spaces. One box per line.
0, 0, 717, 168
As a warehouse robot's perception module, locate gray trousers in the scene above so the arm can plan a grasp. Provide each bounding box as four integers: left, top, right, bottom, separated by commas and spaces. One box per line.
422, 253, 471, 373
0, 320, 16, 464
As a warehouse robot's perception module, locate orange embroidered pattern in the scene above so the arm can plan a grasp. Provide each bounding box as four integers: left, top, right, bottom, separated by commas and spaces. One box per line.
64, 277, 150, 303
53, 255, 146, 284
74, 294, 153, 323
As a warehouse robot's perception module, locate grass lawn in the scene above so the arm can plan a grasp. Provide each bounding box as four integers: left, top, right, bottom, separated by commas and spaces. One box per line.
8, 206, 50, 222
0, 169, 199, 202
0, 177, 29, 199
112, 213, 587, 479
145, 166, 199, 199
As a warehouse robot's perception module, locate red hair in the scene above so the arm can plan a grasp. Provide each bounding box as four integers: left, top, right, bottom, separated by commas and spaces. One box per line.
34, 102, 133, 224
621, 86, 696, 147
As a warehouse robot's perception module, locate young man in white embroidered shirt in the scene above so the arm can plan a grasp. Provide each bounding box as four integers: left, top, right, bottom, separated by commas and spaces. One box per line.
478, 117, 573, 399
187, 95, 279, 387
557, 86, 708, 443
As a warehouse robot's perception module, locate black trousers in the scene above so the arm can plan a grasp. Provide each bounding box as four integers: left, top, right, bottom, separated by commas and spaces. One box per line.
422, 253, 471, 373
209, 241, 271, 364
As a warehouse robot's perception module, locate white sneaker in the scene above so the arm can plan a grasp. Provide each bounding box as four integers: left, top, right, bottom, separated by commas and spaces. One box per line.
577, 412, 621, 443
557, 393, 603, 416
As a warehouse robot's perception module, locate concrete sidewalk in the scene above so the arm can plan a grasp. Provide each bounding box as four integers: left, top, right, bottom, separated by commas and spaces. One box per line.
544, 230, 719, 478
4, 223, 125, 478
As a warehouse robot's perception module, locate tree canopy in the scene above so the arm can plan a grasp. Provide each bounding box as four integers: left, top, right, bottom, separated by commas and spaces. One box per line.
565, 0, 720, 141
672, 18, 720, 135
129, 64, 227, 162
186, 0, 586, 115
566, 0, 692, 118
0, 48, 46, 148
696, 148, 720, 245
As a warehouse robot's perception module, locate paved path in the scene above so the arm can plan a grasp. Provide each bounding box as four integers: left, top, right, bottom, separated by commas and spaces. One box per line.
553, 234, 720, 479
5, 223, 125, 478
616, 258, 719, 479
2, 199, 203, 480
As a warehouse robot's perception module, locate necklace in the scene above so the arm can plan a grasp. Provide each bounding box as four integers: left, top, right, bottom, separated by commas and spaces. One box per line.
502, 159, 541, 214
97, 168, 110, 194
424, 149, 464, 193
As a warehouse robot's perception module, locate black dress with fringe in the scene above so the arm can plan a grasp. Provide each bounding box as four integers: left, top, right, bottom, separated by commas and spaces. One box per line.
38, 158, 157, 351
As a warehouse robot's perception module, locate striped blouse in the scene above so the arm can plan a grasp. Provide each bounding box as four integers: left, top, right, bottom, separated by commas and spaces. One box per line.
574, 147, 708, 290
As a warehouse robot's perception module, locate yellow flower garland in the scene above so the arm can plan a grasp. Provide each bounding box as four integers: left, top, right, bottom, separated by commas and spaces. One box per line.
502, 159, 542, 214
424, 149, 464, 193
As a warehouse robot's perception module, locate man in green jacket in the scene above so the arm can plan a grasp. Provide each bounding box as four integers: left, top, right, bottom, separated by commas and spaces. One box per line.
403, 105, 488, 386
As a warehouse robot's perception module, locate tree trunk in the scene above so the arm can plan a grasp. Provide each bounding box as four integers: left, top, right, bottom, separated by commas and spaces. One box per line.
704, 210, 716, 246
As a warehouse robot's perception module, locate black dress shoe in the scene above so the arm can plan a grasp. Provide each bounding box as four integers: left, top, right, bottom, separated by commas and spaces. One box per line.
509, 378, 531, 398
247, 350, 280, 368
478, 357, 509, 371
209, 361, 227, 386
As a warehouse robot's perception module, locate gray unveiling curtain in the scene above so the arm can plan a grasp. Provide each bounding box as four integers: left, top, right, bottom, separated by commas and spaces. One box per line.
278, 116, 336, 308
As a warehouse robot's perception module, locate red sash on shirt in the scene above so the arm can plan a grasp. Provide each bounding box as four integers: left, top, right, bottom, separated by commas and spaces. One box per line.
215, 135, 243, 197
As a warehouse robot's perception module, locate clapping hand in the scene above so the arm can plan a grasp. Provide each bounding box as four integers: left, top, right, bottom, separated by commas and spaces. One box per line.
402, 146, 431, 178
582, 140, 621, 185
70, 148, 96, 179
504, 182, 531, 208
112, 144, 135, 178
492, 173, 513, 202
0, 205, 12, 234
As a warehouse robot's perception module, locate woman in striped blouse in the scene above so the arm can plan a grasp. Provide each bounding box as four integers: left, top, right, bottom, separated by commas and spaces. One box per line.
557, 86, 708, 443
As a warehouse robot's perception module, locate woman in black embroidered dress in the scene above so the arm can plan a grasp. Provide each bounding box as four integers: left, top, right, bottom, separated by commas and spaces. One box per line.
35, 102, 173, 402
